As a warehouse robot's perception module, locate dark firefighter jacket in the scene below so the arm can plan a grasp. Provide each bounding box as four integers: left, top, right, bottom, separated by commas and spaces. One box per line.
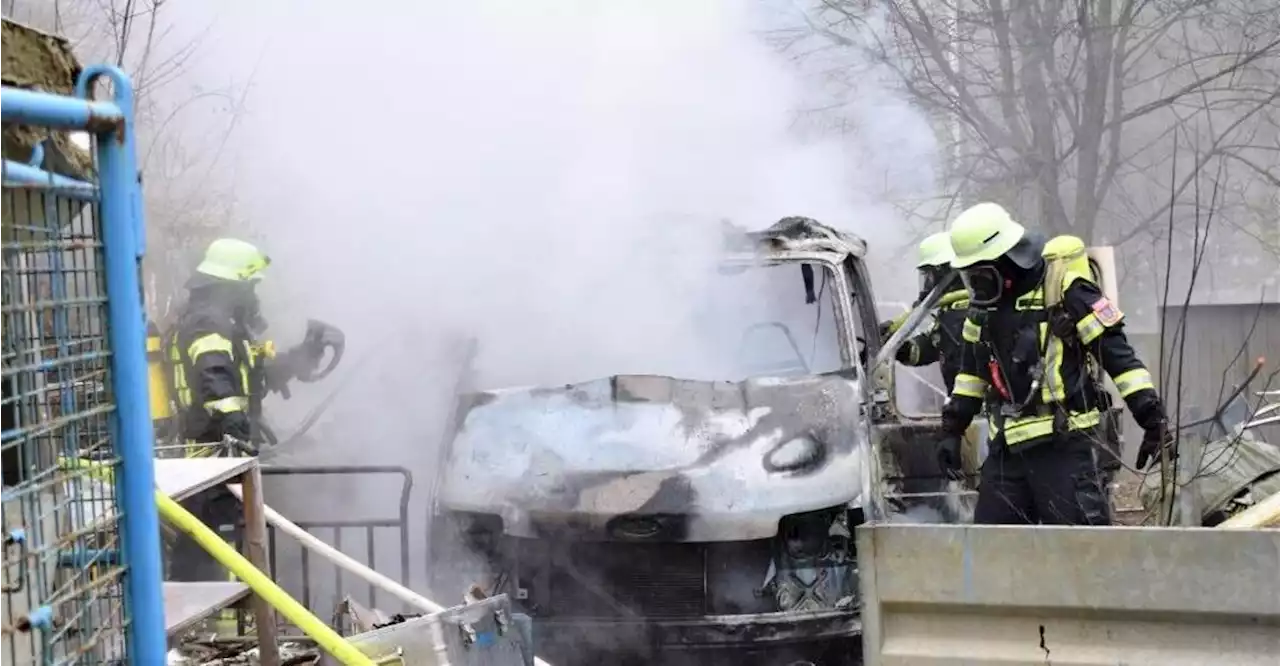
896, 289, 969, 394
165, 289, 269, 456
942, 254, 1164, 449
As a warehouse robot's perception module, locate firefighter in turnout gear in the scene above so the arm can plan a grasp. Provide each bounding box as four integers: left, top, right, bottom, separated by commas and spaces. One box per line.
160, 238, 339, 585
880, 232, 970, 394
936, 203, 1172, 525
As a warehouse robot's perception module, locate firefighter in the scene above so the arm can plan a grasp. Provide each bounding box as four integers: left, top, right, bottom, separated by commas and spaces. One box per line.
880, 232, 970, 394
935, 202, 1172, 525
162, 238, 322, 583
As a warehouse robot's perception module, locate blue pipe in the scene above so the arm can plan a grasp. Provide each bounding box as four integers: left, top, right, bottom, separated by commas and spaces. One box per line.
0, 86, 124, 131
75, 66, 169, 664
1, 160, 98, 201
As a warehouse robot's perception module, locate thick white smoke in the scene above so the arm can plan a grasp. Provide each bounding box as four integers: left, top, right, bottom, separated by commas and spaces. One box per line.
135, 0, 940, 605
166, 1, 936, 403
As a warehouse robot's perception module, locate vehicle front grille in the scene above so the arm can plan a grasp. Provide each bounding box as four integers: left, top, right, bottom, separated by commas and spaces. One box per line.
524, 541, 707, 619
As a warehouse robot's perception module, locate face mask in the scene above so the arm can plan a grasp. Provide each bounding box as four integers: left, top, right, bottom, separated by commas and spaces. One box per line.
917, 268, 935, 298
920, 266, 953, 295
960, 264, 1004, 306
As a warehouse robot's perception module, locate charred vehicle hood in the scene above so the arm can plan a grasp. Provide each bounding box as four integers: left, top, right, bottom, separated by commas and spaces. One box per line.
438, 373, 867, 542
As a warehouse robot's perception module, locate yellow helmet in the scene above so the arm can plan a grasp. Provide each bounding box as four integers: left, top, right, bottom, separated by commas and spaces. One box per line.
948, 202, 1025, 268
195, 238, 270, 282
916, 232, 955, 268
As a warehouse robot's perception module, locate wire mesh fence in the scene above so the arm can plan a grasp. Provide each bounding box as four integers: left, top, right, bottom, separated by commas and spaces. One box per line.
3, 68, 167, 665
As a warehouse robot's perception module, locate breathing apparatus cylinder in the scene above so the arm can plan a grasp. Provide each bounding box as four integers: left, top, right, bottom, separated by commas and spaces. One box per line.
1041, 236, 1091, 308
147, 321, 177, 443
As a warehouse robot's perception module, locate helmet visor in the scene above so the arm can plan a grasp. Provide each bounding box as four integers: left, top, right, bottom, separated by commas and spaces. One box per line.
959, 264, 1003, 306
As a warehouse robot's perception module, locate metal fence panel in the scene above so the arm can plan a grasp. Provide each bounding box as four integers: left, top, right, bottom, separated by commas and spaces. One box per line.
857, 524, 1280, 666
259, 465, 414, 630
2, 67, 166, 664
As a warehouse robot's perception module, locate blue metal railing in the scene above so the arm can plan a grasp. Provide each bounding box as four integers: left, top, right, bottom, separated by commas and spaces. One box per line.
2, 66, 166, 664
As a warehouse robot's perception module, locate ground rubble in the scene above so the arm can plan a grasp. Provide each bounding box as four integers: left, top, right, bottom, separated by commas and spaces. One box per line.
164, 597, 421, 666
167, 638, 321, 666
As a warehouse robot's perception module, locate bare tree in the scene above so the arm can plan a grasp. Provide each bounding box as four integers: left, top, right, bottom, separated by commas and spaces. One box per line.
6, 0, 255, 320
793, 0, 1279, 252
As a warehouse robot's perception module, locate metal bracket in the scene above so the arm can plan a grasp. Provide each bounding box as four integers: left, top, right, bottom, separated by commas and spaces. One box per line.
493, 608, 508, 636
26, 140, 46, 167
3, 528, 28, 593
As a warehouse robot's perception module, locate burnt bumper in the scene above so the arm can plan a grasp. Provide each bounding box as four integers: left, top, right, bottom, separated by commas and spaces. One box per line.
534, 609, 861, 664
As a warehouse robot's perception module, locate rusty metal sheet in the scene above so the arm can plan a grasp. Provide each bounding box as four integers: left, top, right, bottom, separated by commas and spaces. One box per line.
857, 524, 1280, 666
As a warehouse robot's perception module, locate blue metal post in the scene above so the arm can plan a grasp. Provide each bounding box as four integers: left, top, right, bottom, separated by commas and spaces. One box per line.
0, 86, 124, 130
77, 66, 169, 664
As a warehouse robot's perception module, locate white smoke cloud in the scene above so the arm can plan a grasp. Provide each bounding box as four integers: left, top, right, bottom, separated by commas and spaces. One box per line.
155, 0, 936, 399
138, 0, 940, 603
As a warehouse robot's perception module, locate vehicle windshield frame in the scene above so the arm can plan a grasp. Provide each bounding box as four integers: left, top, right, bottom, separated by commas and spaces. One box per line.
873, 273, 959, 375
719, 250, 861, 374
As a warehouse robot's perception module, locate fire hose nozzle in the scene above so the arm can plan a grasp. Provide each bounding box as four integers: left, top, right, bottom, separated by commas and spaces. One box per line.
295, 318, 346, 383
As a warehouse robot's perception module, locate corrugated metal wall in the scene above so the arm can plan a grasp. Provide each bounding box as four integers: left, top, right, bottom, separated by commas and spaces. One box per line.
1149, 303, 1280, 446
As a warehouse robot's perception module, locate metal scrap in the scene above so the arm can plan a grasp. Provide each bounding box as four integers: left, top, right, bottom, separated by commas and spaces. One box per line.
167, 639, 319, 666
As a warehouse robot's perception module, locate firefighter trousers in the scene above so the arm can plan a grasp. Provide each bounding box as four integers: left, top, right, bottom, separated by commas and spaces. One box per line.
973, 426, 1112, 526
168, 486, 243, 581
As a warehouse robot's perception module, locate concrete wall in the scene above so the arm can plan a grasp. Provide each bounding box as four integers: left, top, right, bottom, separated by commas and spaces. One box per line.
858, 524, 1280, 666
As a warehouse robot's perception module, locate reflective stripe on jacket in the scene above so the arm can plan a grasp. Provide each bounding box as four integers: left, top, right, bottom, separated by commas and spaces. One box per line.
167, 331, 257, 457
953, 267, 1155, 447
897, 290, 970, 394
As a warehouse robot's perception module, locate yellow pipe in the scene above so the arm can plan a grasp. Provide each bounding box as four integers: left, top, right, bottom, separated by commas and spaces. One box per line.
155, 490, 376, 666
58, 456, 180, 542
62, 457, 372, 662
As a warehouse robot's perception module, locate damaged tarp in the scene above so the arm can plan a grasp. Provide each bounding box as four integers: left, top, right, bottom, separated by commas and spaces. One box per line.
1141, 429, 1280, 526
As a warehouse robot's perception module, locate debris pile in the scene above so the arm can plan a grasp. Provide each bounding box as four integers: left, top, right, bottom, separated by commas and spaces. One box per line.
166, 639, 320, 666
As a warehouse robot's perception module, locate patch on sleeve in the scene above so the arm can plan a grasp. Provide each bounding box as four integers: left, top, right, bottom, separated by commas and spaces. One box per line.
1091, 297, 1124, 327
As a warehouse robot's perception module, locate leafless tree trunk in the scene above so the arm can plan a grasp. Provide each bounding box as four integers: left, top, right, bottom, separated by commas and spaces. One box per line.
800, 0, 1279, 248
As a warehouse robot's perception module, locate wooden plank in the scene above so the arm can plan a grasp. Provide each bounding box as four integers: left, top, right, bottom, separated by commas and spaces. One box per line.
240, 465, 281, 666
164, 581, 250, 636
154, 457, 257, 501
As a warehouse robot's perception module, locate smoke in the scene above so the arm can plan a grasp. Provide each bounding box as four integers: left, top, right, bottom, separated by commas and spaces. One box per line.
162, 0, 936, 398
144, 0, 939, 607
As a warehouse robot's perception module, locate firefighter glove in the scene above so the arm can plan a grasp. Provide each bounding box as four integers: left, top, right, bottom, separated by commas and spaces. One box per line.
1136, 420, 1175, 471
936, 433, 964, 479
217, 410, 253, 444
221, 434, 259, 457
264, 352, 304, 399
